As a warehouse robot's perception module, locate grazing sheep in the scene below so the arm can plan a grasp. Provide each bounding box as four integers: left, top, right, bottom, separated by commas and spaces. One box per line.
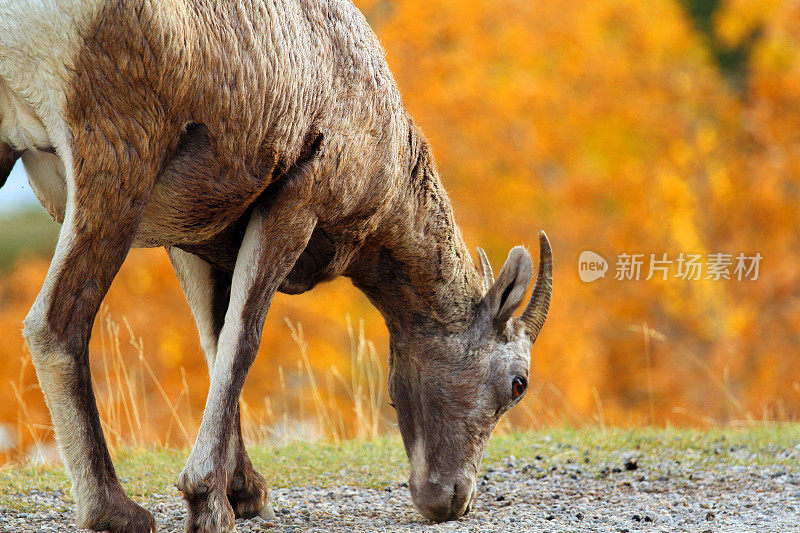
0, 1, 553, 531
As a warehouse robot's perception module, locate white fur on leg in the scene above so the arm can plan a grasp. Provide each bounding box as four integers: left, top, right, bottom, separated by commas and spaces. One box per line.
166, 248, 221, 365
180, 213, 267, 488
9, 12, 120, 513
181, 205, 315, 532
21, 149, 68, 223
22, 214, 103, 526
167, 247, 240, 477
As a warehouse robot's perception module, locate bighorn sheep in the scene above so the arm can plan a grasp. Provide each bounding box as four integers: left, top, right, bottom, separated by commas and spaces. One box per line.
0, 0, 553, 531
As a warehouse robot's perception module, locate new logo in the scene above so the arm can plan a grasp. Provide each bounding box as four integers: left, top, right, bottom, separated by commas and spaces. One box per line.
578, 251, 608, 282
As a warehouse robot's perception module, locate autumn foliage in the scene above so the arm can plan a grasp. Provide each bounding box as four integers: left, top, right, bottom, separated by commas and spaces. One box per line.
2, 0, 800, 458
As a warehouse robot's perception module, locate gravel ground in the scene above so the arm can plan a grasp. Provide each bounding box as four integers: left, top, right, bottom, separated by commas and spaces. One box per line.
2, 443, 799, 532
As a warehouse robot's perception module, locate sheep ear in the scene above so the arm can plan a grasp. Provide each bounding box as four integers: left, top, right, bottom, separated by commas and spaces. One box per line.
481, 246, 533, 326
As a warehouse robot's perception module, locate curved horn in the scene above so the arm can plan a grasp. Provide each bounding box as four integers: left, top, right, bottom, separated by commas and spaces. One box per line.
476, 247, 494, 292
520, 231, 553, 341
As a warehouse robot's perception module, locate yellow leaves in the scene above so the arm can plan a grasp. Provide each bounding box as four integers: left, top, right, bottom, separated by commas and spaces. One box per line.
353, 0, 800, 426
158, 326, 184, 367
3, 0, 800, 446
707, 163, 732, 204
696, 126, 717, 155
658, 168, 694, 211
726, 304, 755, 338
715, 0, 780, 49
752, 36, 799, 73
669, 140, 693, 168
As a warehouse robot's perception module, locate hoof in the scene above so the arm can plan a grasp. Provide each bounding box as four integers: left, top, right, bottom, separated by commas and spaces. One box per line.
227, 467, 274, 520
80, 489, 155, 533
178, 472, 235, 533
181, 487, 235, 533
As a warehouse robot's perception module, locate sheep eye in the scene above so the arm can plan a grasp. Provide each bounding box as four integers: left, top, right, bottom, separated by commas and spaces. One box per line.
511, 377, 527, 400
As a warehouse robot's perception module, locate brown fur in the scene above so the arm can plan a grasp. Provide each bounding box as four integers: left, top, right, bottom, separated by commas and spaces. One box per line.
8, 0, 551, 530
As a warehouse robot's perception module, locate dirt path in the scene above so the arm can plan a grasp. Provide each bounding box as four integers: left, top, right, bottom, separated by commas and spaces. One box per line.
3, 442, 799, 532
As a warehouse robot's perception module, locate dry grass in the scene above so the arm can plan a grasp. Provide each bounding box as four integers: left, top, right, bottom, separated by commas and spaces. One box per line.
7, 311, 389, 465
5, 310, 792, 467
242, 316, 388, 445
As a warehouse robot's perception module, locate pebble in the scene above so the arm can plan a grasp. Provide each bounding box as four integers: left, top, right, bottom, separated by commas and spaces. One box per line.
3, 447, 800, 532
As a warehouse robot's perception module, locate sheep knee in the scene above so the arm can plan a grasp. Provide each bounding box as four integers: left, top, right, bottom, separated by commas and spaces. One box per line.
22, 309, 75, 381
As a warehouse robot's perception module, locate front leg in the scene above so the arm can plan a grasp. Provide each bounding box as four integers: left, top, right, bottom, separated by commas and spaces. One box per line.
167, 248, 274, 520
22, 136, 161, 531
177, 203, 317, 532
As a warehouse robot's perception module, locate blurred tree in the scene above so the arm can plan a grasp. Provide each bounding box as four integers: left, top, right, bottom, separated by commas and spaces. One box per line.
677, 0, 762, 89
2, 0, 800, 454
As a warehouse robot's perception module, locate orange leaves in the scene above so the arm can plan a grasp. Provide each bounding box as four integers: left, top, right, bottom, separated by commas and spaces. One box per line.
360, 0, 800, 425
3, 0, 800, 457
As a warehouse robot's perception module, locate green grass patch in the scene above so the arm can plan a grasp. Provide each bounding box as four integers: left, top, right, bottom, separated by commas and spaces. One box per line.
2, 425, 798, 511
